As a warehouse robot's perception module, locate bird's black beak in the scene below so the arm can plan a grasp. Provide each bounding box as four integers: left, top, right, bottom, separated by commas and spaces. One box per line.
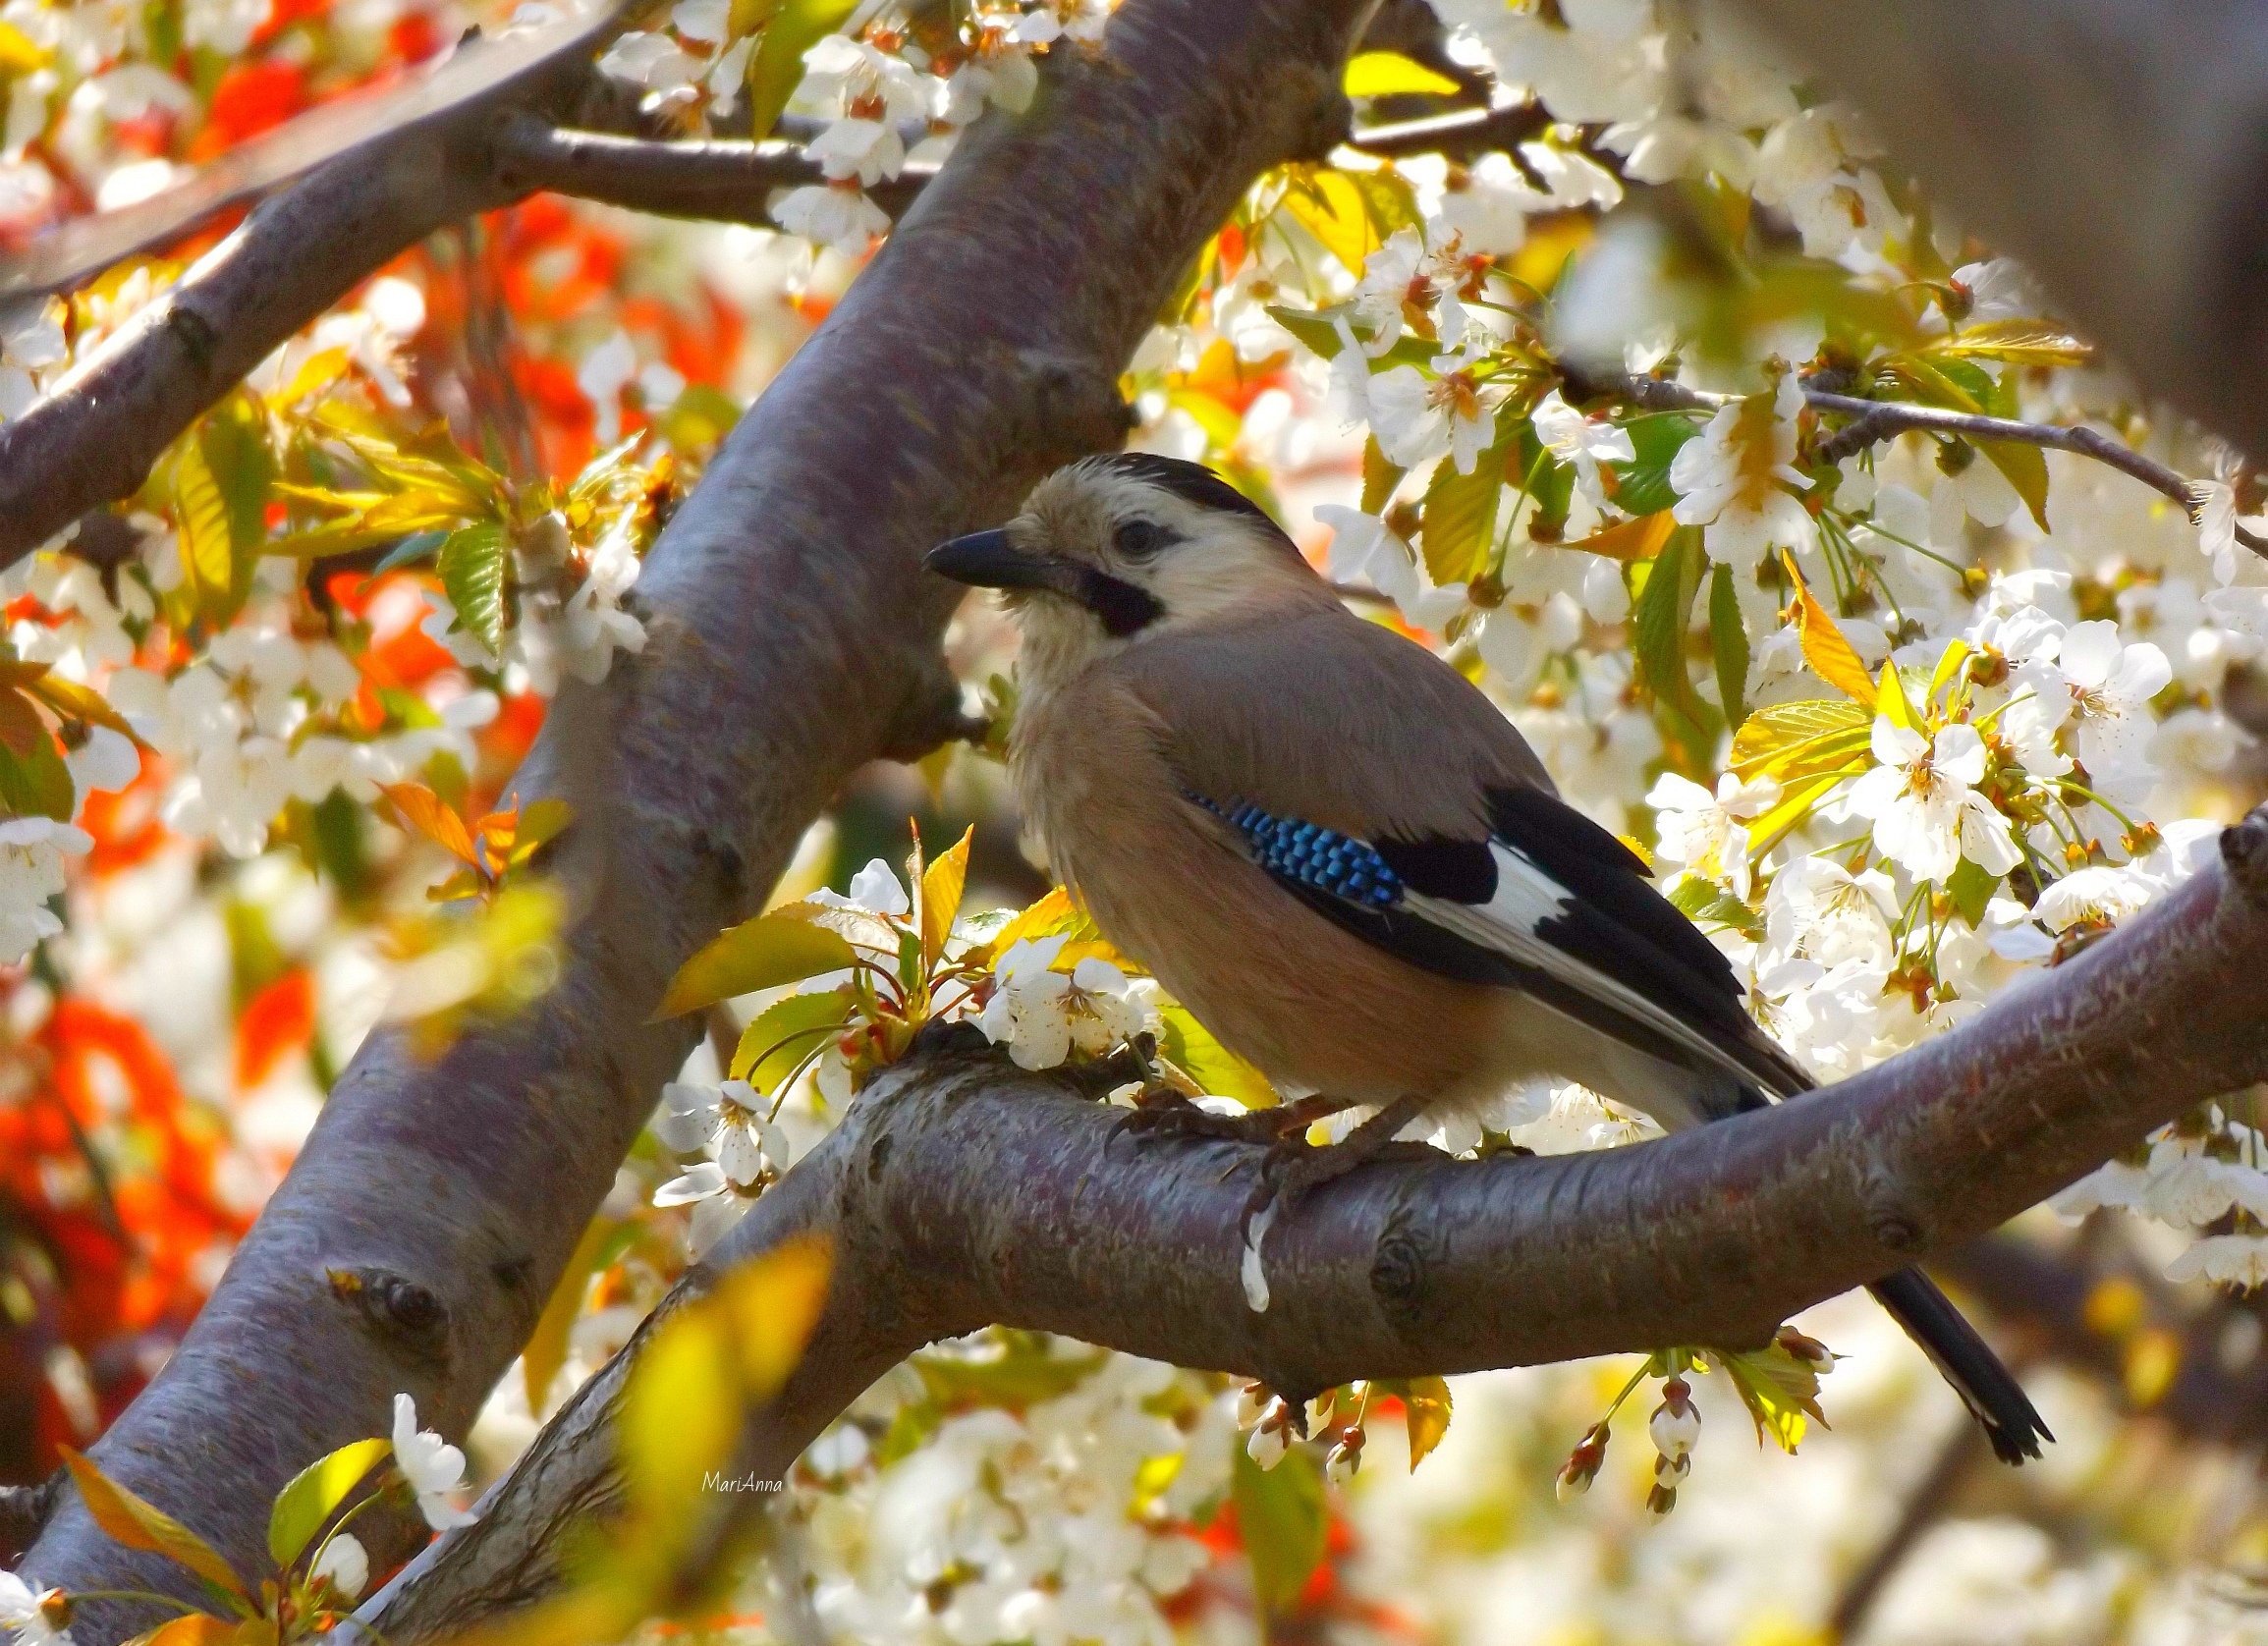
924, 528, 1165, 636
924, 529, 1070, 594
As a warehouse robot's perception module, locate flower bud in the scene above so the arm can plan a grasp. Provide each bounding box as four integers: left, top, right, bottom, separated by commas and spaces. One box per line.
1649, 1377, 1699, 1461
1324, 1439, 1361, 1486
1555, 1421, 1609, 1502
1774, 1327, 1834, 1370
1644, 1481, 1678, 1518
1246, 1415, 1291, 1470
1236, 1383, 1270, 1429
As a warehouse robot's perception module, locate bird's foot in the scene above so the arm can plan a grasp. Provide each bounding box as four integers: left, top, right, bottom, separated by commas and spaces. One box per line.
1109, 1088, 1351, 1150
1237, 1095, 1427, 1311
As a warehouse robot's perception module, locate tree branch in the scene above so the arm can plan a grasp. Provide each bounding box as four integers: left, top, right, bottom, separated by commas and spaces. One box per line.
1720, 0, 2268, 462
0, 13, 649, 566
487, 116, 938, 225
1599, 372, 2268, 558
8, 2, 1372, 1638
358, 809, 2268, 1639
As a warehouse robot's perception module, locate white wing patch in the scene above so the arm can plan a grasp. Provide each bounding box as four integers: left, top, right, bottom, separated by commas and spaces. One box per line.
1400, 843, 1759, 1091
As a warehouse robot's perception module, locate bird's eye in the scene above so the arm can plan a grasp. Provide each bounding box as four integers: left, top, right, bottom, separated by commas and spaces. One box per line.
1113, 520, 1177, 561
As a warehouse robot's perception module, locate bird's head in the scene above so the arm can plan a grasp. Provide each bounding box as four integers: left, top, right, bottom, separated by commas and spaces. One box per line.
924, 455, 1327, 673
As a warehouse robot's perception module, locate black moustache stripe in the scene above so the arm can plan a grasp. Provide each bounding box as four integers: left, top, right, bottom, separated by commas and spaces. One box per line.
1073, 567, 1164, 635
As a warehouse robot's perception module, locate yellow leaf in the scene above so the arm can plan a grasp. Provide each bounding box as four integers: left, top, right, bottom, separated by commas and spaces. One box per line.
522, 1218, 613, 1414
919, 825, 973, 972
0, 20, 50, 71
120, 1616, 243, 1646
716, 1235, 831, 1400
267, 346, 353, 411
1729, 698, 1871, 783
1561, 510, 1676, 562
381, 782, 478, 868
651, 913, 858, 1020
1931, 318, 2094, 369
61, 1449, 251, 1609
1875, 660, 1918, 732
1156, 1003, 1275, 1109
1399, 1375, 1453, 1469
1342, 49, 1462, 98
1780, 552, 1875, 701
1279, 168, 1380, 278
28, 671, 147, 747
1742, 772, 1847, 859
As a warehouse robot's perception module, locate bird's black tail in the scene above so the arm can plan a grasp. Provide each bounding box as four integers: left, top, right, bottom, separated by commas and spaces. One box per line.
1865, 1266, 2051, 1463
1720, 1070, 2048, 1464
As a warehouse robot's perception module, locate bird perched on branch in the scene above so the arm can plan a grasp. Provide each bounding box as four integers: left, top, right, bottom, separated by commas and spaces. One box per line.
925, 451, 2049, 1465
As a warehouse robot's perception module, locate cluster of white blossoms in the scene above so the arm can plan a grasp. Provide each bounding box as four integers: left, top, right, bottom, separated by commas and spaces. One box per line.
599, 1, 1114, 258
790, 1347, 1227, 1646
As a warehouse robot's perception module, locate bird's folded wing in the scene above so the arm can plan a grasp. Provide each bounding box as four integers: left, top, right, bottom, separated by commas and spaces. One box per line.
1115, 604, 1808, 1098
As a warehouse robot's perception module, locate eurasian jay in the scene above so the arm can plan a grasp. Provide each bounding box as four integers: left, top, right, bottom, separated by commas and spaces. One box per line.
925, 451, 2048, 1464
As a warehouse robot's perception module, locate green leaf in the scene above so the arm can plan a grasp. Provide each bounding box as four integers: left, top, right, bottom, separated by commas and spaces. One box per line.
1632, 527, 1708, 726
437, 521, 509, 657
266, 1437, 390, 1571
1976, 439, 2051, 533
1342, 49, 1462, 98
1359, 436, 1404, 515
730, 989, 853, 1091
172, 436, 235, 625
745, 0, 861, 139
1419, 444, 1504, 585
652, 913, 859, 1020
0, 733, 74, 822
1265, 304, 1351, 359
1668, 877, 1763, 938
62, 1448, 253, 1612
912, 1338, 1107, 1411
1719, 1342, 1829, 1454
1607, 413, 1700, 517
1707, 561, 1748, 727
177, 395, 276, 628
1233, 1443, 1326, 1615
1946, 856, 1997, 927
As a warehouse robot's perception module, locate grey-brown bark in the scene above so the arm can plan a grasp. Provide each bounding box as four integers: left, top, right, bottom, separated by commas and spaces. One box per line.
357, 808, 2268, 1642
1719, 0, 2268, 460
10, 1, 1370, 1635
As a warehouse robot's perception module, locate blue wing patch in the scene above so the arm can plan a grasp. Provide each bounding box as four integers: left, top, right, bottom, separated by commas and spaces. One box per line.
1196, 796, 1403, 907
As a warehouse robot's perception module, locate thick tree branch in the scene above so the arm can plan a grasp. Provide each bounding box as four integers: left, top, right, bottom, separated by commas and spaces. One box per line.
359, 810, 2268, 1639
9, 2, 1371, 1638
0, 12, 654, 566
1718, 0, 2268, 461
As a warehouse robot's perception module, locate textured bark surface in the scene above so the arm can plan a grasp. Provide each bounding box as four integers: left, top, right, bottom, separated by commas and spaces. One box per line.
358, 811, 2268, 1640
1722, 0, 2268, 458
13, 0, 1372, 1632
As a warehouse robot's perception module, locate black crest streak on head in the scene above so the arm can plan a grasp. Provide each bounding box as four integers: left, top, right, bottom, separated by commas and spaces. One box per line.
1092, 453, 1299, 550
1073, 564, 1165, 635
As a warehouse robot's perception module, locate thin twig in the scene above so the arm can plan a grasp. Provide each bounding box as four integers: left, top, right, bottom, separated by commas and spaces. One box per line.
1601, 372, 2268, 558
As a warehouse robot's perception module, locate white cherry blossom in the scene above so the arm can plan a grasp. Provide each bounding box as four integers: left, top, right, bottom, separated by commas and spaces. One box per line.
392, 1393, 477, 1530
1847, 718, 2020, 884
1668, 375, 1814, 568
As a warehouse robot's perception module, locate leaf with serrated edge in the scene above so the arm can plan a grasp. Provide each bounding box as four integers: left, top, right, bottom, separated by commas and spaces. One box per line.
651, 913, 857, 1020
381, 782, 477, 867
1781, 552, 1875, 702
62, 1448, 251, 1609
919, 826, 973, 972
265, 1436, 390, 1571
